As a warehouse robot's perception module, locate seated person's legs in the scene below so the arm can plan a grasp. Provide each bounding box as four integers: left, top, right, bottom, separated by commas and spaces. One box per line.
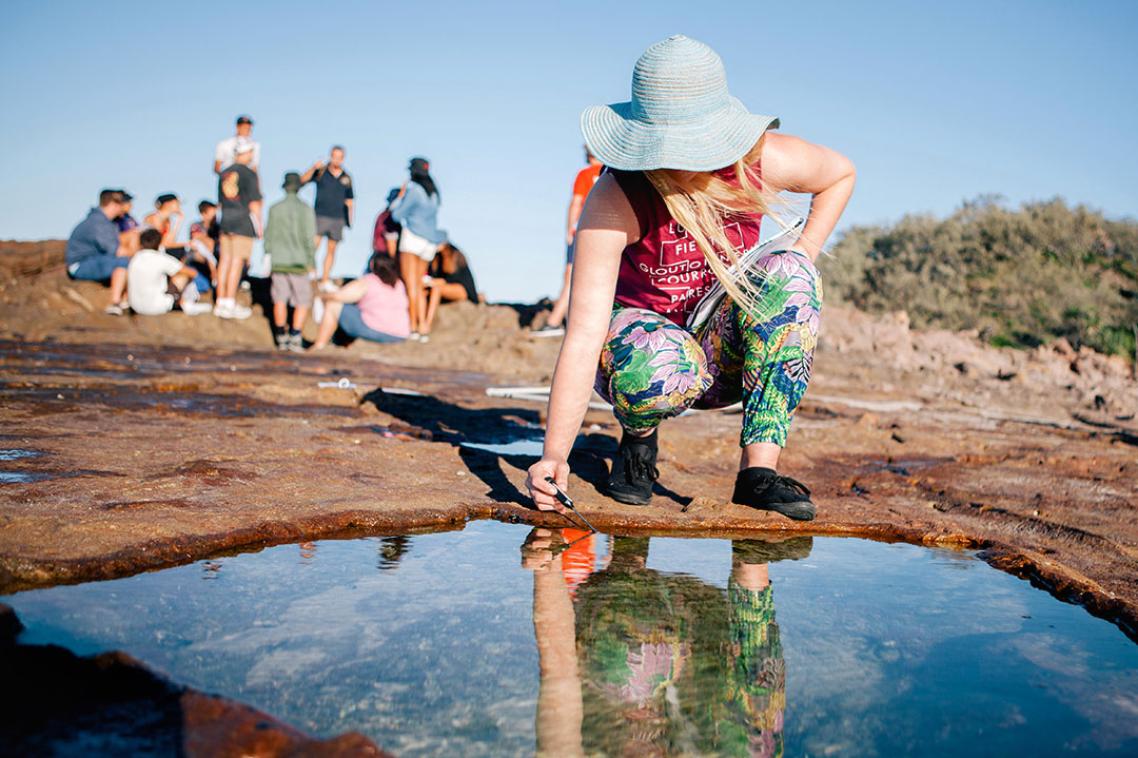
338, 302, 405, 344
68, 254, 129, 282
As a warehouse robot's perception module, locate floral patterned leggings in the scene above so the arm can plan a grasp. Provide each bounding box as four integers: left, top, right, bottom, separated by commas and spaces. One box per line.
595, 250, 822, 448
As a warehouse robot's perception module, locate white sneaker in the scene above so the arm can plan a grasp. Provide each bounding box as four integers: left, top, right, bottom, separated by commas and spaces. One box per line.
318, 280, 338, 294
213, 302, 233, 318
229, 304, 253, 320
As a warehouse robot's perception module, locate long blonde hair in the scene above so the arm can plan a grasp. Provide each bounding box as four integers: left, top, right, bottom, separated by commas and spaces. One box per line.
645, 134, 788, 319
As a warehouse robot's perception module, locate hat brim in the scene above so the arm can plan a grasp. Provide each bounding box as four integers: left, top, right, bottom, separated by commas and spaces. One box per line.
581, 97, 779, 172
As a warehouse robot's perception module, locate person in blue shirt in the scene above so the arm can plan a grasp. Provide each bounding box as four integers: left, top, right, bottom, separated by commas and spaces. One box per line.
65, 188, 134, 315
390, 157, 446, 338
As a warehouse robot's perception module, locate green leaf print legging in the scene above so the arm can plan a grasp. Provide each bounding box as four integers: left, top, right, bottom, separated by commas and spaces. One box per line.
595, 250, 822, 448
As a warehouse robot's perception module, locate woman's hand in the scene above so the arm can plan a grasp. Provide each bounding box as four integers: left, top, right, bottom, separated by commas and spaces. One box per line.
526, 458, 570, 512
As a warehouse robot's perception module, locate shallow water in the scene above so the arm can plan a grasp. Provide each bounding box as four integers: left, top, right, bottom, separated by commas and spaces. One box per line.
4, 522, 1137, 756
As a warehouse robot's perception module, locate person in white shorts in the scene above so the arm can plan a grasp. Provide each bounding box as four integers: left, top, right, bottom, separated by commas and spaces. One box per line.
389, 157, 446, 339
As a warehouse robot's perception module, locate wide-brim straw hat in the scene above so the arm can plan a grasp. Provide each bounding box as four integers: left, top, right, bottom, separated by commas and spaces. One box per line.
581, 35, 779, 172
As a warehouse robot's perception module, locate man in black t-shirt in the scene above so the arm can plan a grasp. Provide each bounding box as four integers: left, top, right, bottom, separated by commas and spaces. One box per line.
215, 142, 263, 319
300, 145, 354, 292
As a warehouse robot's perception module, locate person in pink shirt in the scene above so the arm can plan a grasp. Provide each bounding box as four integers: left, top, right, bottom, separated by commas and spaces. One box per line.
310, 253, 411, 350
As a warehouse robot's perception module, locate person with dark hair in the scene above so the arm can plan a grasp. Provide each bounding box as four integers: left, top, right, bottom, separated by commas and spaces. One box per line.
420, 242, 479, 338
65, 188, 132, 314
309, 252, 411, 350
114, 191, 141, 258
127, 228, 210, 316
189, 200, 220, 276
265, 172, 317, 352
390, 156, 446, 338
143, 193, 185, 251
371, 187, 402, 258
300, 145, 354, 292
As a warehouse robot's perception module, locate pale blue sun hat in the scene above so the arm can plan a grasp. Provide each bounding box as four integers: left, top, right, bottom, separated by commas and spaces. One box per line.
581, 35, 779, 172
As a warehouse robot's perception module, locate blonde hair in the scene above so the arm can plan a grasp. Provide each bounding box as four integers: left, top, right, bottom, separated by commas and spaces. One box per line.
645, 134, 789, 320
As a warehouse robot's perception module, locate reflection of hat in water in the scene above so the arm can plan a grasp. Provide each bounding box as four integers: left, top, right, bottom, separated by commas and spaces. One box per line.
580, 35, 779, 171
282, 171, 302, 191
732, 536, 813, 565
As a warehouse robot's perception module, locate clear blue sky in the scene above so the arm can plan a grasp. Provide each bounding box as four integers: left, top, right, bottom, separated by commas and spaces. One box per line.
2, 0, 1136, 302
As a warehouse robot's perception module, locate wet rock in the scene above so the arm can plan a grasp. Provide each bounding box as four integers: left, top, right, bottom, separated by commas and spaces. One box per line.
0, 606, 389, 756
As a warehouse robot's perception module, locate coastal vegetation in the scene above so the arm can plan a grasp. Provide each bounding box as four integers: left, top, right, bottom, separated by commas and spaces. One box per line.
825, 197, 1138, 359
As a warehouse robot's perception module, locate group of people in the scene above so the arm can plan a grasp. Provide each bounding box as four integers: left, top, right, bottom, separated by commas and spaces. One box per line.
63, 115, 479, 350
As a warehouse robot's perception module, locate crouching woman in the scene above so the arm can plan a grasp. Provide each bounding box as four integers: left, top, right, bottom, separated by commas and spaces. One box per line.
525, 35, 855, 521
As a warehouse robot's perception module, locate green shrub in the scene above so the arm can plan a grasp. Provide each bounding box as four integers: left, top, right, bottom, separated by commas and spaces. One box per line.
822, 196, 1138, 360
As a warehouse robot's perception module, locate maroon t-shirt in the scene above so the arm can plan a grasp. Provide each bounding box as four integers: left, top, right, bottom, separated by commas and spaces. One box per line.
610, 165, 765, 326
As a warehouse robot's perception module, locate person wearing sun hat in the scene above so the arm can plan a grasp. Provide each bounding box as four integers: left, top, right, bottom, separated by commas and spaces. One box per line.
526, 35, 856, 520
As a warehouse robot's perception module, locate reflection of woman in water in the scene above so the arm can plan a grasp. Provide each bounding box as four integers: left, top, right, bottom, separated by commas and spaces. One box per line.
523, 529, 811, 757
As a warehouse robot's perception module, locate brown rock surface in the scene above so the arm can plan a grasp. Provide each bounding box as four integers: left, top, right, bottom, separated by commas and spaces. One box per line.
1, 241, 1136, 645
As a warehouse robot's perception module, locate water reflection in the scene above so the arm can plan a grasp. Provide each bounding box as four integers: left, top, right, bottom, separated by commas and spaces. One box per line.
523, 527, 811, 757
378, 535, 412, 570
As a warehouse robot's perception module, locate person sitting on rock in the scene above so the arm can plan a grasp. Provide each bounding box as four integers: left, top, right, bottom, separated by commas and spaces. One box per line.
143, 193, 186, 253
419, 242, 479, 340
65, 188, 133, 315
309, 252, 410, 350
126, 228, 210, 316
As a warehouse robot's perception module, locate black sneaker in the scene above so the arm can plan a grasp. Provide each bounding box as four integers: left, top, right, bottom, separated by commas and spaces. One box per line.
732, 467, 816, 521
605, 429, 660, 505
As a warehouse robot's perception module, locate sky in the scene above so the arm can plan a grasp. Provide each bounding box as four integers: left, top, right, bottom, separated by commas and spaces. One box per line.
2, 0, 1136, 302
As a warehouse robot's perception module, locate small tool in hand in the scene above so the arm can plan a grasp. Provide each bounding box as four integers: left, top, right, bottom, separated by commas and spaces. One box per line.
545, 476, 598, 533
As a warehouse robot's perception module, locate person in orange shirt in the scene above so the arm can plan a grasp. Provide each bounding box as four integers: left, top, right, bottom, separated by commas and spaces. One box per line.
535, 147, 603, 336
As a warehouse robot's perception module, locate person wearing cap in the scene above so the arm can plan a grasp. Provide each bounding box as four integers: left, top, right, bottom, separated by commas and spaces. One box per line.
389, 156, 446, 339
525, 36, 856, 520
65, 188, 133, 314
215, 141, 262, 319
300, 145, 354, 293
264, 171, 317, 351
214, 115, 261, 174
535, 146, 604, 337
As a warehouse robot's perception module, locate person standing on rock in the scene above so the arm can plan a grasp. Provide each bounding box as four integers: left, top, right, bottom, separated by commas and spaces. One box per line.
525, 36, 856, 520
300, 145, 354, 293
534, 147, 604, 337
214, 115, 261, 174
215, 142, 262, 319
390, 157, 446, 340
265, 172, 317, 352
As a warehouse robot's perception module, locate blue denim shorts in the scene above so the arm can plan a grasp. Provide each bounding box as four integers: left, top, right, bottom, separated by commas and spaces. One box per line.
67, 255, 129, 282
339, 303, 404, 343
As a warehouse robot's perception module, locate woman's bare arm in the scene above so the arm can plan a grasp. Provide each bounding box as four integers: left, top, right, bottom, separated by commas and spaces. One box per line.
760, 132, 856, 261
322, 277, 369, 304
526, 173, 639, 511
